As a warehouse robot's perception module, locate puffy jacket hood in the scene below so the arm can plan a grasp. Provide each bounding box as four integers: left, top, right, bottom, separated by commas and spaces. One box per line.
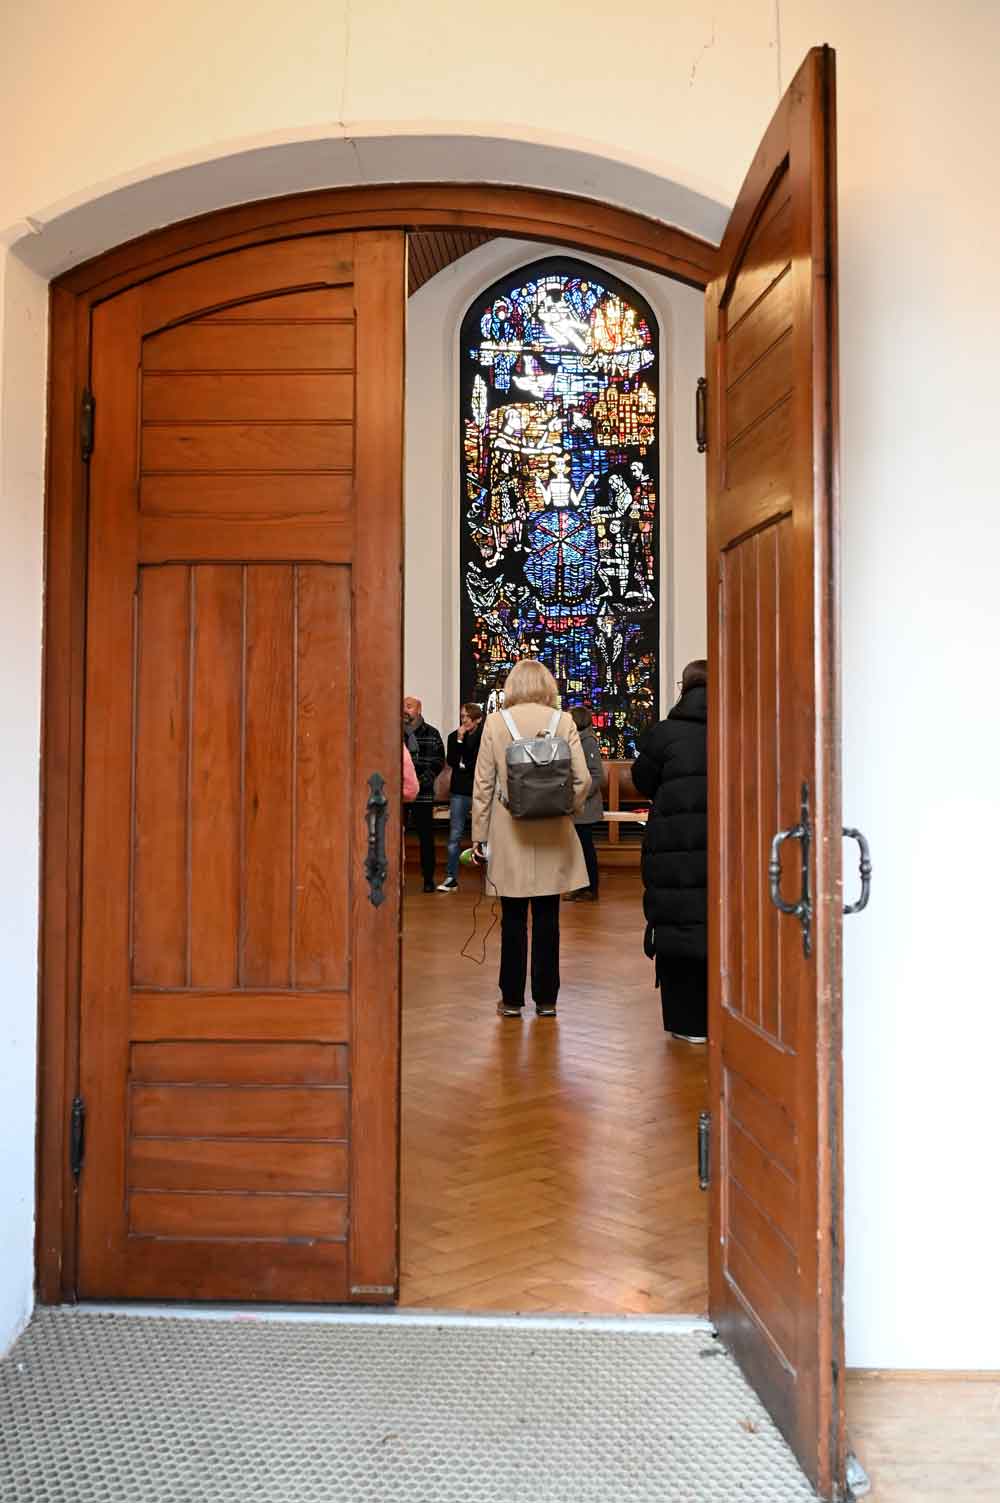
667, 684, 707, 726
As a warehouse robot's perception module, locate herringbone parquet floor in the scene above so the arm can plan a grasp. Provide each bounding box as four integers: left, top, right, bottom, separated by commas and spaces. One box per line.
400, 869, 709, 1314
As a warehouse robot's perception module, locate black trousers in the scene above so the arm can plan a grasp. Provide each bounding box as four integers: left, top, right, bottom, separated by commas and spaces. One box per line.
407, 800, 437, 884
655, 955, 708, 1036
499, 895, 560, 1008
574, 823, 600, 894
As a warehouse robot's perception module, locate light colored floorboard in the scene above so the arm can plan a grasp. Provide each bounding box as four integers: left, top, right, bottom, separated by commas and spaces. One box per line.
845, 1370, 1000, 1501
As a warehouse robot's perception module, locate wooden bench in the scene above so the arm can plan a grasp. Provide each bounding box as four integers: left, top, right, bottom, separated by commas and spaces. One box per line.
595, 762, 648, 868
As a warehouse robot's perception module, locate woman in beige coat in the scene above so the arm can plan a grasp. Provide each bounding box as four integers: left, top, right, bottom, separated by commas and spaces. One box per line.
471, 660, 590, 1018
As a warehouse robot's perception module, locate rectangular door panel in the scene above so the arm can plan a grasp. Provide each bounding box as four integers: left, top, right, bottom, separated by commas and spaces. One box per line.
143, 320, 355, 371
142, 372, 355, 422
141, 421, 353, 473
128, 1139, 349, 1194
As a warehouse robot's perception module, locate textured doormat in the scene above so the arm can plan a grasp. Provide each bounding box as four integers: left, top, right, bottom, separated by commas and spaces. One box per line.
0, 1309, 815, 1501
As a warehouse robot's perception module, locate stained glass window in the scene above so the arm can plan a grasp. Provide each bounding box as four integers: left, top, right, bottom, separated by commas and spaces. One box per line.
459, 258, 660, 758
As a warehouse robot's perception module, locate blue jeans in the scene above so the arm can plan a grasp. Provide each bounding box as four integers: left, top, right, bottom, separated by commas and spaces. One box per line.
446, 794, 473, 879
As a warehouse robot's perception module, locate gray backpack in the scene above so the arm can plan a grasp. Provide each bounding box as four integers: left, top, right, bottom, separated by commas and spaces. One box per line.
499, 708, 575, 819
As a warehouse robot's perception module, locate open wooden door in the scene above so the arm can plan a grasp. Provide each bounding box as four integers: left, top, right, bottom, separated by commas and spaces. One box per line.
77, 232, 405, 1303
705, 48, 845, 1498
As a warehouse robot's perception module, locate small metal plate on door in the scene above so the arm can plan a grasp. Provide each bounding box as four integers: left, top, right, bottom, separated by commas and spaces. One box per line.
845, 1451, 872, 1498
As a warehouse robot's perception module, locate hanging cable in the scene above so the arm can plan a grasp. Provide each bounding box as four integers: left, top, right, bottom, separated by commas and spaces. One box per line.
460, 854, 500, 965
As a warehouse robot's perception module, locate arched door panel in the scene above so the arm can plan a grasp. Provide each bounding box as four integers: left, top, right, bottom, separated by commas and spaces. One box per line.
77, 233, 404, 1302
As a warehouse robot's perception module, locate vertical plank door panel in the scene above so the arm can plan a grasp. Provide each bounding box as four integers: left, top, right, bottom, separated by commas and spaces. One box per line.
189, 565, 243, 990
242, 565, 294, 989
756, 524, 781, 1040
705, 46, 844, 1501
132, 565, 191, 989
295, 565, 351, 990
739, 533, 761, 1029
721, 546, 744, 1018
77, 233, 404, 1304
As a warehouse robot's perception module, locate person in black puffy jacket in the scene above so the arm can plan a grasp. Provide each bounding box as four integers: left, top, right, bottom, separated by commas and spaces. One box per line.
631, 660, 708, 1041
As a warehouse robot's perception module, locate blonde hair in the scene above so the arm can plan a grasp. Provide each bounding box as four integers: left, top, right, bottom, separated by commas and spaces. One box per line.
502, 659, 560, 709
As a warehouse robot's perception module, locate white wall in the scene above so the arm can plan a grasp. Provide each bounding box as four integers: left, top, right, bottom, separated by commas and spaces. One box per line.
781, 0, 1000, 1371
2, 0, 1000, 1371
0, 244, 47, 1354
404, 239, 705, 736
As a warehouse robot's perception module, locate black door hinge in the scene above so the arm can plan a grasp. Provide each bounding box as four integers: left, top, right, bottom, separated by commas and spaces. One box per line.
695, 376, 708, 453
80, 388, 95, 462
70, 1096, 86, 1180
698, 1109, 711, 1190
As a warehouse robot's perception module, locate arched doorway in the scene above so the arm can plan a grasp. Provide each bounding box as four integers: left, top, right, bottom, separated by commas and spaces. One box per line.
35, 48, 850, 1496
38, 182, 717, 1310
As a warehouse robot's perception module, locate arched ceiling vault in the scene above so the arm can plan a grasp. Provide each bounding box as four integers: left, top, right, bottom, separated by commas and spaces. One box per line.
407, 230, 497, 294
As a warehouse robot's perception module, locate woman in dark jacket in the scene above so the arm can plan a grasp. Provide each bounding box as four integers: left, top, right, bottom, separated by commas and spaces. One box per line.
631, 660, 708, 1041
566, 705, 604, 900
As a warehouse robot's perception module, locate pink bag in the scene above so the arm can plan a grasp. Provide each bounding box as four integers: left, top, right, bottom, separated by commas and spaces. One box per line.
402, 745, 419, 802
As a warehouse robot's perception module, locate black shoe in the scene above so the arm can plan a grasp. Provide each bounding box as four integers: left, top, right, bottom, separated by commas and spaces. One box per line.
497, 1001, 523, 1018
422, 880, 435, 893
535, 1003, 557, 1017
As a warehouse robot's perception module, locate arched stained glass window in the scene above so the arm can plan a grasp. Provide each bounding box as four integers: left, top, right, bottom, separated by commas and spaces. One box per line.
459, 257, 660, 758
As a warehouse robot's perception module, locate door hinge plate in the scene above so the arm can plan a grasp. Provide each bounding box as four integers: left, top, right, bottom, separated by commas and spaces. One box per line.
70, 1096, 86, 1180
698, 1109, 711, 1190
81, 388, 95, 462
695, 376, 708, 453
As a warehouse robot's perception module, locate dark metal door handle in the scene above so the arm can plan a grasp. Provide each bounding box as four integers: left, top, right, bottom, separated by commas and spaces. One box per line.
768, 782, 813, 956
364, 772, 389, 907
843, 827, 872, 915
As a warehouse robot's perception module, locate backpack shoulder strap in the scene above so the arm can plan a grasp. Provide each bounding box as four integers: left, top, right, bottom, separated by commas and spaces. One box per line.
500, 708, 520, 742
546, 708, 562, 737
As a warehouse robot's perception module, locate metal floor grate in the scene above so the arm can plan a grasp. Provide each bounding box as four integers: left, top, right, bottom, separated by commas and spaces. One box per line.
0, 1309, 816, 1501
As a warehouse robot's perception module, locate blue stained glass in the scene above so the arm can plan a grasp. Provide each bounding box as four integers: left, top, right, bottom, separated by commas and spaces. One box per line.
460, 258, 661, 758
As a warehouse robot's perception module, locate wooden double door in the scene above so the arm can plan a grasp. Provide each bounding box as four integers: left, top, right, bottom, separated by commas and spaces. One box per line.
70, 46, 847, 1500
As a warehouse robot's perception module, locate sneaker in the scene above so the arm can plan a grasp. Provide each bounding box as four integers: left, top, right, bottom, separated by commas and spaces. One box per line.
535, 1003, 558, 1017
496, 1001, 523, 1018
422, 880, 436, 893
670, 1032, 707, 1044
437, 877, 458, 891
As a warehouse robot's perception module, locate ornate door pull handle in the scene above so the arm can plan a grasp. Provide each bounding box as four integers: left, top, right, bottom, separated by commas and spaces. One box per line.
364, 772, 389, 907
768, 782, 812, 956
843, 827, 872, 915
